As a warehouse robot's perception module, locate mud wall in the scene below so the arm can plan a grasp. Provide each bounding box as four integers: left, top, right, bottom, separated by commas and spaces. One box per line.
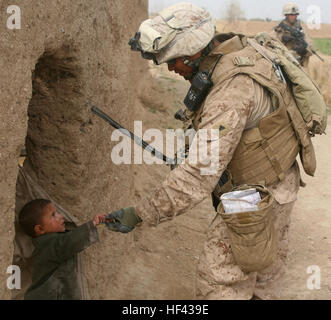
0, 0, 147, 299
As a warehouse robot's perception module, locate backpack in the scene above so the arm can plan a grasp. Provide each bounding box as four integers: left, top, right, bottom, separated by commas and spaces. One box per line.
248, 32, 327, 136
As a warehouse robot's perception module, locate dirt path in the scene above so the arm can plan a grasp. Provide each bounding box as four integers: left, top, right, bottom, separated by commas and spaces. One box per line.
281, 118, 331, 299
130, 64, 331, 300
216, 20, 331, 39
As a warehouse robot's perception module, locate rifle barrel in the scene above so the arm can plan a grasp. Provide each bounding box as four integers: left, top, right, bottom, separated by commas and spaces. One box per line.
311, 50, 325, 62
86, 100, 175, 164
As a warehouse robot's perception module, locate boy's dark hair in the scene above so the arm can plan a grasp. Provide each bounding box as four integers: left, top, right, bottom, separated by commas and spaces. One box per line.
19, 199, 51, 237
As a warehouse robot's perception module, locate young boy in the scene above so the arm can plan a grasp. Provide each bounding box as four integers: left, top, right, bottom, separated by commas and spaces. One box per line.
18, 198, 107, 300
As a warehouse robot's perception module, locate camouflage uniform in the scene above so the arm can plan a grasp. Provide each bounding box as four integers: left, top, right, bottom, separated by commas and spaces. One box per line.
135, 34, 301, 299
272, 20, 313, 68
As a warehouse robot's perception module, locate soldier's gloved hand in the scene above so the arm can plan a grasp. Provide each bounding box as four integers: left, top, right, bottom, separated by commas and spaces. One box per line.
105, 207, 142, 233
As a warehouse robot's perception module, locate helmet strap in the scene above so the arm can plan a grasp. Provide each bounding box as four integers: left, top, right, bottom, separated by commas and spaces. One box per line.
182, 40, 215, 79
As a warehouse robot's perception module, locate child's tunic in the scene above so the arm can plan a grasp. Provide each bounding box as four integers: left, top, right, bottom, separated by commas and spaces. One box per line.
25, 221, 98, 300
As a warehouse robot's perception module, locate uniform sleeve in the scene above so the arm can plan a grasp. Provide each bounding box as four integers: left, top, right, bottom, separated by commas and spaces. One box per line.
48, 221, 99, 263
135, 75, 255, 226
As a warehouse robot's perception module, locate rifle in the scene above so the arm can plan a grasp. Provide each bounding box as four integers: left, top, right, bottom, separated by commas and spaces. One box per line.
310, 48, 325, 62
87, 101, 230, 206
278, 21, 324, 62
86, 100, 175, 164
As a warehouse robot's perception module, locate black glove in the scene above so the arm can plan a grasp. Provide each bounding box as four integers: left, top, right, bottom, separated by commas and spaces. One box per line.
105, 207, 142, 233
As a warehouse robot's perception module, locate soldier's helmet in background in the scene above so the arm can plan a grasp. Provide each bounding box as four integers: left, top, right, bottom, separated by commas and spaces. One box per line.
129, 2, 216, 65
283, 3, 300, 16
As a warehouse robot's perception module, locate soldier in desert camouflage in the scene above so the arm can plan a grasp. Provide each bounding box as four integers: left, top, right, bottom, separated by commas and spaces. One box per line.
106, 2, 316, 300
272, 2, 314, 68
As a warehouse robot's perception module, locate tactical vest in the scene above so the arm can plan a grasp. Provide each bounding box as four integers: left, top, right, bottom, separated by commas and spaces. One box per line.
189, 34, 316, 187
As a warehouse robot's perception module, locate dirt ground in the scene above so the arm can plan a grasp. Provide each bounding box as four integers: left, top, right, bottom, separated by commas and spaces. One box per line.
282, 124, 331, 299
130, 59, 331, 300
308, 54, 331, 105
216, 20, 331, 39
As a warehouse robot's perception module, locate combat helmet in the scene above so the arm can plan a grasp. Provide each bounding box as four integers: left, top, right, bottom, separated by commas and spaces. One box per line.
283, 2, 300, 15
128, 2, 216, 65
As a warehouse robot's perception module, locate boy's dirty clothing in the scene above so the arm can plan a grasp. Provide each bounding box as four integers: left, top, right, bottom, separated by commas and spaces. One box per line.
24, 221, 98, 300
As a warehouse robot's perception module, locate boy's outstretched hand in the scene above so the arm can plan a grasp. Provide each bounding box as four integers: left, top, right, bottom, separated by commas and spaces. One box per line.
93, 214, 107, 226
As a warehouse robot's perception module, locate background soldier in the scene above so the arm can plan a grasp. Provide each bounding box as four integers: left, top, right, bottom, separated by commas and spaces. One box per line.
273, 2, 314, 68
106, 2, 316, 299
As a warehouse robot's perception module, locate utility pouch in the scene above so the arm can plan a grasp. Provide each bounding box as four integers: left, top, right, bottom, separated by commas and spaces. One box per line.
217, 184, 277, 273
